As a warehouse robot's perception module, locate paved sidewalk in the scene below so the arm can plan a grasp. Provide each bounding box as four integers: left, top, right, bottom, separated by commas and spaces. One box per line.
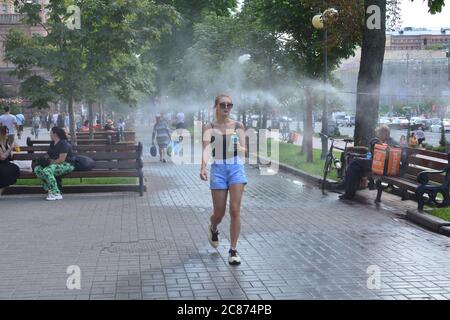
1, 125, 450, 300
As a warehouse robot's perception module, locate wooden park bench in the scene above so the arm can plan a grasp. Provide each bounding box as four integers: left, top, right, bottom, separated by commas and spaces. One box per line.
26, 137, 135, 147
6, 143, 145, 196
76, 131, 136, 142
373, 148, 450, 210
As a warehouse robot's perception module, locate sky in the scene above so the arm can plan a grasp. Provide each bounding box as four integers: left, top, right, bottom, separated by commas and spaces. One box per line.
401, 0, 450, 29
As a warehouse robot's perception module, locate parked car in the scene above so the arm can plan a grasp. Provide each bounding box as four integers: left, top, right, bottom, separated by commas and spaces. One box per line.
378, 117, 392, 126
335, 115, 348, 127
390, 117, 409, 129
430, 119, 450, 133
346, 116, 355, 127
410, 117, 431, 131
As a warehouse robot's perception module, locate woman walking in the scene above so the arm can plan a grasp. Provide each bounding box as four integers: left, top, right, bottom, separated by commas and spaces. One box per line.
152, 115, 171, 163
34, 126, 75, 201
0, 126, 20, 196
200, 94, 247, 265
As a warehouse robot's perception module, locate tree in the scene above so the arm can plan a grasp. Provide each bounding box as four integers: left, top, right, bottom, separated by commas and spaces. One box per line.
354, 0, 446, 146
247, 0, 362, 162
5, 0, 178, 143
354, 0, 386, 146
145, 0, 237, 96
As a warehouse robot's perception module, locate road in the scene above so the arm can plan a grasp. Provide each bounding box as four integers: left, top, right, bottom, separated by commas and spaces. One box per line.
281, 122, 447, 148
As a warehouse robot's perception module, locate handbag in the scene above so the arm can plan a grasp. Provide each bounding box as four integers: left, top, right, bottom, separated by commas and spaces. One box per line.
73, 155, 95, 171
150, 145, 157, 157
32, 155, 51, 170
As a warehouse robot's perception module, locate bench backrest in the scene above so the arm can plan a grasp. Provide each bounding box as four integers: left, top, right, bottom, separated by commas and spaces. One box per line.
14, 143, 143, 171
404, 148, 450, 184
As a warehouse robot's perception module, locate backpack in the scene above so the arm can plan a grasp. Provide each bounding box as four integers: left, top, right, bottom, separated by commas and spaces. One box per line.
73, 155, 95, 171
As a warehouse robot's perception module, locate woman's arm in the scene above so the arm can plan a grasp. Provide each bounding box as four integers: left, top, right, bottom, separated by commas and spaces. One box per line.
236, 121, 246, 155
0, 146, 11, 160
200, 124, 212, 180
51, 153, 67, 164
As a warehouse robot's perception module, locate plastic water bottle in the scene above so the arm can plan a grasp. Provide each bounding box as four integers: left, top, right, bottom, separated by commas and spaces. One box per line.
366, 151, 372, 160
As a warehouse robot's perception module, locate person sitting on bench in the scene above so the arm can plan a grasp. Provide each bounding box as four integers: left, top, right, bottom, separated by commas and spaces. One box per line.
339, 125, 395, 200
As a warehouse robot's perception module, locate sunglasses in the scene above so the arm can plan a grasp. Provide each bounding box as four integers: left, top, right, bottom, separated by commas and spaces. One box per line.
219, 103, 234, 110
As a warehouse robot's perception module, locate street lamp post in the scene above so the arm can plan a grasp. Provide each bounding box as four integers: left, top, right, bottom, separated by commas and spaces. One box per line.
312, 8, 337, 159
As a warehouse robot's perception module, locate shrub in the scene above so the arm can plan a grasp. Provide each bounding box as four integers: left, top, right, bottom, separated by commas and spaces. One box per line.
433, 146, 447, 153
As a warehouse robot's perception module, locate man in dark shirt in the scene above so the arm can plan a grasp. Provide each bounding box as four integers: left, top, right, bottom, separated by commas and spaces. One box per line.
339, 125, 396, 200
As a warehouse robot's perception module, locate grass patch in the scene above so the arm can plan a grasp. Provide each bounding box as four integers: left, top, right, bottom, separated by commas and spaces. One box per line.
16, 177, 137, 186
425, 207, 450, 222
265, 140, 340, 179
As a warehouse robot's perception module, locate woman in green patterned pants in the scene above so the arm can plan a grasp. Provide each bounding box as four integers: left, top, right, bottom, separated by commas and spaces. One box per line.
34, 126, 75, 201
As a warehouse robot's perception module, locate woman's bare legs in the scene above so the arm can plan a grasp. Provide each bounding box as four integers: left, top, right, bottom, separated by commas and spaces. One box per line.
228, 184, 245, 249
159, 147, 166, 162
211, 190, 228, 230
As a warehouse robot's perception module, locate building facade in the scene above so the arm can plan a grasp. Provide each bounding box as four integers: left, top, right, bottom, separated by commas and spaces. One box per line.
0, 0, 48, 96
335, 48, 450, 112
387, 28, 450, 51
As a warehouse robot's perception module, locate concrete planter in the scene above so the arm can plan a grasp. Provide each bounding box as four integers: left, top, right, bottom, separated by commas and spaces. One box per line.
406, 210, 450, 234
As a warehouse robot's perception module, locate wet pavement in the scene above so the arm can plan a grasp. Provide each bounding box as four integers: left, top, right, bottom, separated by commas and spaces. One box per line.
1, 125, 450, 300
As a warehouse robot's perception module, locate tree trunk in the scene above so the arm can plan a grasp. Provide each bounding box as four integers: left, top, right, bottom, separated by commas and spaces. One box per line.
354, 0, 386, 146
88, 100, 94, 139
68, 97, 77, 145
300, 112, 306, 155
305, 88, 313, 163
99, 102, 104, 128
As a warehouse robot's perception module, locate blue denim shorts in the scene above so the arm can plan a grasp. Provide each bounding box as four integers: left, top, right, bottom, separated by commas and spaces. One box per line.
210, 157, 247, 190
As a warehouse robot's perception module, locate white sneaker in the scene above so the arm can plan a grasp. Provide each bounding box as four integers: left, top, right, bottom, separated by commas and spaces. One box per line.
208, 223, 219, 248
228, 249, 241, 265
46, 193, 63, 201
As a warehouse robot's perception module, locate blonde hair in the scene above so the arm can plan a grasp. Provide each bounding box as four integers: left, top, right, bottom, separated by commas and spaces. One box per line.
213, 94, 232, 120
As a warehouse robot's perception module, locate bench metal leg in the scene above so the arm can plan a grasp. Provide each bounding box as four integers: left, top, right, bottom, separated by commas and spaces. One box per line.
139, 171, 144, 197
375, 180, 383, 203
401, 189, 408, 201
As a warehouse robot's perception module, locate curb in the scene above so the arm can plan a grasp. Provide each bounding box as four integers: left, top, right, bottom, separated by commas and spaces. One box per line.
256, 155, 325, 186
406, 210, 450, 235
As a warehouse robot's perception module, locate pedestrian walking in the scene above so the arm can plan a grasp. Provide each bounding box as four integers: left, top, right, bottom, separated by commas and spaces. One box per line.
415, 127, 426, 146
32, 113, 41, 139
176, 111, 185, 129
117, 118, 125, 141
0, 106, 18, 145
34, 126, 75, 201
399, 135, 408, 147
200, 94, 247, 265
152, 115, 171, 163
409, 133, 418, 148
15, 112, 25, 140
45, 113, 51, 131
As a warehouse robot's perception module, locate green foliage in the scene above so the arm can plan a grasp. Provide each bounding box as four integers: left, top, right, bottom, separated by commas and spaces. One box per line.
440, 121, 447, 147
421, 143, 434, 151
5, 0, 180, 108
433, 145, 447, 153
411, 0, 446, 14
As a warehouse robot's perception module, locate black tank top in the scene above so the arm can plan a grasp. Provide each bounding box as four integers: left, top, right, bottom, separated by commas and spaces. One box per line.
210, 122, 240, 159
0, 142, 12, 163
